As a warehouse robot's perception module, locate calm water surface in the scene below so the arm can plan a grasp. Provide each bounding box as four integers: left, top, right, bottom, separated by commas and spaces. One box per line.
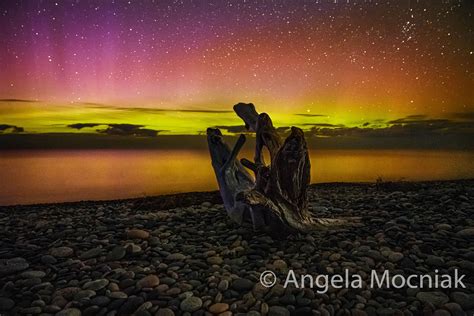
1, 149, 473, 205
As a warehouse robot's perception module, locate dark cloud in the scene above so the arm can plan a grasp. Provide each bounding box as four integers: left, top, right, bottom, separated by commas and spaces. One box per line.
2, 112, 473, 150
404, 114, 428, 119
68, 123, 164, 137
213, 125, 291, 134
99, 124, 164, 137
276, 126, 291, 133
68, 123, 104, 130
80, 102, 106, 107
295, 113, 326, 117
307, 114, 474, 139
214, 125, 248, 133
303, 123, 345, 127
0, 124, 24, 133
125, 107, 234, 114
86, 105, 233, 114
387, 118, 450, 125
0, 98, 38, 103
451, 112, 474, 120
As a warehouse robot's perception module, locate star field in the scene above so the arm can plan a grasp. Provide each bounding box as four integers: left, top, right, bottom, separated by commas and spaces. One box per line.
0, 0, 472, 120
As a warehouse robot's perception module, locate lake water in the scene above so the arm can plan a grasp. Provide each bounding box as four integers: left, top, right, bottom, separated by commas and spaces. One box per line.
1, 149, 473, 206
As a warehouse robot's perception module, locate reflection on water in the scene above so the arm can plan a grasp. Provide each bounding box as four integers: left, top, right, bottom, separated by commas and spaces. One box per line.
1, 149, 473, 205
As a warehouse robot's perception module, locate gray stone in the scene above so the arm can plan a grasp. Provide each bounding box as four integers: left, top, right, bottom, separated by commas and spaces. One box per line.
83, 279, 109, 291
119, 296, 145, 314
217, 279, 229, 291
56, 308, 82, 316
416, 291, 449, 307
425, 255, 444, 266
20, 306, 42, 314
166, 253, 186, 261
442, 302, 465, 316
106, 246, 126, 261
137, 275, 160, 288
79, 247, 103, 259
450, 291, 474, 310
155, 308, 175, 316
21, 270, 46, 279
127, 229, 150, 239
456, 228, 474, 238
74, 290, 96, 300
207, 256, 223, 265
41, 255, 57, 264
108, 291, 128, 299
0, 297, 15, 311
268, 306, 290, 316
50, 247, 74, 258
231, 278, 254, 291
0, 257, 29, 276
388, 252, 404, 262
180, 296, 202, 312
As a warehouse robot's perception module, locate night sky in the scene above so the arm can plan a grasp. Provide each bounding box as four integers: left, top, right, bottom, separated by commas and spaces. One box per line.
0, 0, 472, 143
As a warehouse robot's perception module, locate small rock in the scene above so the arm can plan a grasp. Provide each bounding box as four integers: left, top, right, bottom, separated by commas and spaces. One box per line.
119, 296, 145, 314
20, 306, 42, 314
207, 256, 223, 265
137, 275, 160, 288
456, 228, 474, 238
20, 270, 46, 279
273, 259, 287, 271
56, 308, 82, 316
0, 257, 29, 276
0, 297, 15, 311
155, 308, 175, 316
54, 287, 81, 300
74, 290, 96, 300
41, 255, 57, 264
218, 279, 229, 291
232, 278, 254, 292
450, 291, 474, 310
425, 255, 444, 266
417, 291, 449, 307
300, 244, 315, 253
388, 252, 404, 262
209, 303, 229, 314
50, 247, 74, 258
79, 247, 103, 259
125, 243, 142, 254
442, 302, 465, 316
268, 306, 290, 316
127, 229, 150, 240
108, 291, 128, 299
180, 296, 202, 312
83, 279, 109, 291
166, 253, 186, 261
106, 246, 126, 261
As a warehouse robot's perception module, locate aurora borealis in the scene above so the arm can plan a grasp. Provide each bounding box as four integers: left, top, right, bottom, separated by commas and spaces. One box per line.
0, 0, 472, 146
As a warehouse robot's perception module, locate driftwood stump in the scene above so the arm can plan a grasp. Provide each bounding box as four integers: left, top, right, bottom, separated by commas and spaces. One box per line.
207, 103, 351, 234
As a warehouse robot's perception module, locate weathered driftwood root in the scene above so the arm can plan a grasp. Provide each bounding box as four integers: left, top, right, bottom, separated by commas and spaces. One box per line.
207, 103, 357, 234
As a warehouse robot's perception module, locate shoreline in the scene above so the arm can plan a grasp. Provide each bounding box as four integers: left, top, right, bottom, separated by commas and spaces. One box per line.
1, 178, 473, 209
0, 179, 473, 315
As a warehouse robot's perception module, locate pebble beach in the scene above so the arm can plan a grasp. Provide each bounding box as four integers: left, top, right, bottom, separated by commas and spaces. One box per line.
0, 180, 473, 316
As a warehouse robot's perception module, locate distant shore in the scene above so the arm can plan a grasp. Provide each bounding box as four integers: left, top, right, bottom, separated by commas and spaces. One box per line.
0, 179, 473, 315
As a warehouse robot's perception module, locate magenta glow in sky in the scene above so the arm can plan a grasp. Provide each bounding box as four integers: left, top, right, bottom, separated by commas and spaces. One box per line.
0, 0, 472, 117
